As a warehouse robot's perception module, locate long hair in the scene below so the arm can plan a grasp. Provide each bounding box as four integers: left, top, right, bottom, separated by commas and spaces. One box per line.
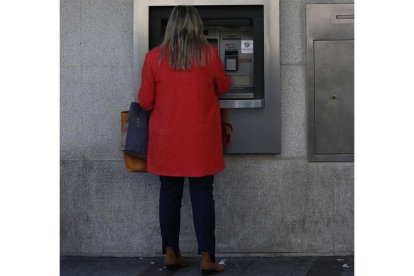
159, 5, 210, 70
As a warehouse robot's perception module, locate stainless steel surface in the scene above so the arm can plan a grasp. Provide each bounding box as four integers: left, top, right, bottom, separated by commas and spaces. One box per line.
306, 4, 354, 162
314, 40, 354, 155
220, 99, 264, 109
219, 92, 254, 99
134, 0, 281, 154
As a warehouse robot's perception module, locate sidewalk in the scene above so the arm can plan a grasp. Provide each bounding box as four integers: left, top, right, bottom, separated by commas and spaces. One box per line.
61, 255, 354, 275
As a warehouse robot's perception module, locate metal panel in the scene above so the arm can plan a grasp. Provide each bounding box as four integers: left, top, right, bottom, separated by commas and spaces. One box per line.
306, 4, 354, 162
314, 40, 354, 155
134, 0, 281, 154
220, 99, 264, 108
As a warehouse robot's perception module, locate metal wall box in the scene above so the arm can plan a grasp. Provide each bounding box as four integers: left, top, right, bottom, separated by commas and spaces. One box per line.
134, 0, 281, 154
306, 4, 354, 162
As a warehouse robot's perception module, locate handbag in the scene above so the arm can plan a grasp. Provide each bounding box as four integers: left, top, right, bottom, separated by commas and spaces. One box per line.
125, 102, 151, 155
120, 102, 151, 172
221, 109, 233, 145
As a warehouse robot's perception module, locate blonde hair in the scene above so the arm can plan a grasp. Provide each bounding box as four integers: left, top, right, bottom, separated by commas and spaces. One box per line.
159, 5, 210, 70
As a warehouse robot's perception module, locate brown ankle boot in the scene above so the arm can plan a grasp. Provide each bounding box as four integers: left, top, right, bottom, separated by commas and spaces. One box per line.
200, 252, 224, 274
163, 247, 189, 269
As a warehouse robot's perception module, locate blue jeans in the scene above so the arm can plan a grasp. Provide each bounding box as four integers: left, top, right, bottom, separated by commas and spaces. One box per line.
159, 174, 216, 263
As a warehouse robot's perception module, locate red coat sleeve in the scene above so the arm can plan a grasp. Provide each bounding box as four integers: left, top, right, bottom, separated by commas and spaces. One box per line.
212, 48, 231, 97
137, 52, 156, 111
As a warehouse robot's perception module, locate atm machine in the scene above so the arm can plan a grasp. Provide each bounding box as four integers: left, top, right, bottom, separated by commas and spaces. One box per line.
134, 1, 281, 154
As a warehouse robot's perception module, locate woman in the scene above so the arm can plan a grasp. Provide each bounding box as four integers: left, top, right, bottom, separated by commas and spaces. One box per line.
137, 5, 231, 274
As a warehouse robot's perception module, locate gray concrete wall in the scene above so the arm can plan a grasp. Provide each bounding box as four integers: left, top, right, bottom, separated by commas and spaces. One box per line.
61, 0, 354, 257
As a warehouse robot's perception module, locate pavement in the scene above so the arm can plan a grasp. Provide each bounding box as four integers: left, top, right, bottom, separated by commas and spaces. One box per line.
61, 255, 354, 275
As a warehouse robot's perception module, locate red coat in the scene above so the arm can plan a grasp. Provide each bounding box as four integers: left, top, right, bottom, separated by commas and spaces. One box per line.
137, 46, 231, 177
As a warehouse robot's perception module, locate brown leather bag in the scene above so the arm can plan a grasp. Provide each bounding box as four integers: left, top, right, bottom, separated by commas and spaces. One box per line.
121, 111, 147, 172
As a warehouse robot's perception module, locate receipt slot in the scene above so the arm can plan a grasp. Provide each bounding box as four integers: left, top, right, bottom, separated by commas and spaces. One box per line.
134, 0, 281, 153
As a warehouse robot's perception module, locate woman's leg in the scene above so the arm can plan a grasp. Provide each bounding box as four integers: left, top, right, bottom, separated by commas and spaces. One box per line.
159, 175, 185, 258
189, 174, 216, 263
